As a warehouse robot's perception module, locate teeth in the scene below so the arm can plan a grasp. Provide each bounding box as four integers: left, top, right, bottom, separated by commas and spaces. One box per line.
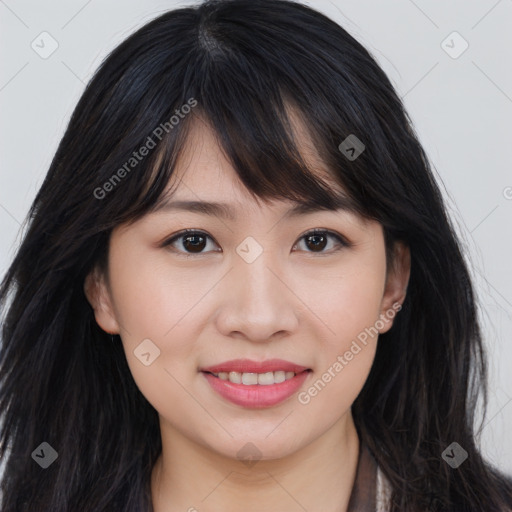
229, 371, 242, 384
274, 370, 286, 383
212, 370, 298, 385
258, 372, 275, 385
242, 372, 258, 385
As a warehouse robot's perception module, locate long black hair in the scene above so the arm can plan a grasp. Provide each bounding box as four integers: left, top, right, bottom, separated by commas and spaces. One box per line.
1, 0, 511, 510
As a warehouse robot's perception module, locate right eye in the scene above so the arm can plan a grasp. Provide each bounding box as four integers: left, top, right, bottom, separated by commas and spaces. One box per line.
161, 229, 221, 257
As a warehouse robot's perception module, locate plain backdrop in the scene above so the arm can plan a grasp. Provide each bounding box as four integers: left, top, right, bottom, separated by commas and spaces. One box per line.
0, 0, 511, 478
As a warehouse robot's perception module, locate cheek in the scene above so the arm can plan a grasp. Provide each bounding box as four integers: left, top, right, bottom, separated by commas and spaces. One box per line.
331, 270, 384, 340
317, 254, 386, 347
107, 241, 188, 337
298, 251, 385, 408
295, 273, 382, 423
106, 242, 202, 394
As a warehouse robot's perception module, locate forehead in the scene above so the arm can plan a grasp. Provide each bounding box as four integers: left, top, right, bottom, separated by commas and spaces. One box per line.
161, 110, 347, 204
148, 123, 364, 227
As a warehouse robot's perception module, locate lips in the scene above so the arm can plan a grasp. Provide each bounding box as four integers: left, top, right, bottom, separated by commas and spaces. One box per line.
200, 359, 311, 408
200, 358, 309, 374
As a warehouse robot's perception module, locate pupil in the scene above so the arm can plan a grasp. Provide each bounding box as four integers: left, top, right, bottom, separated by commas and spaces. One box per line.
184, 235, 205, 252
307, 234, 326, 251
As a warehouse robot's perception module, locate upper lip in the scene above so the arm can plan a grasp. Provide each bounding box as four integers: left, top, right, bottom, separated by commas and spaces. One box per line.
201, 359, 310, 374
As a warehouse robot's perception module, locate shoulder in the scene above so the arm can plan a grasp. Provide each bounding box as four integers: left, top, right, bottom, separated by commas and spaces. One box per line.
375, 466, 512, 512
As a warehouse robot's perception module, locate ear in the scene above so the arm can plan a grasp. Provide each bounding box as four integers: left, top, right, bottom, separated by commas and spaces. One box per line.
83, 266, 120, 335
377, 241, 410, 334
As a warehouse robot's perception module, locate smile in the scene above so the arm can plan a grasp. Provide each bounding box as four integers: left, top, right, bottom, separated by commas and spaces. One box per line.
200, 359, 312, 408
209, 370, 297, 385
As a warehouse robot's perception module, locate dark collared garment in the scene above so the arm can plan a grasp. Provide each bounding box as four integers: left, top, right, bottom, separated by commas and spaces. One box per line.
346, 442, 379, 512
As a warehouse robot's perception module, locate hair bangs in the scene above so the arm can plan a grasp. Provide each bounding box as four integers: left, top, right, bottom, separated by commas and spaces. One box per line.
117, 56, 367, 228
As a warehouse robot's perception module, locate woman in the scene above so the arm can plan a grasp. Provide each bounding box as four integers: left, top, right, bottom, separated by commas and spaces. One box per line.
1, 0, 511, 510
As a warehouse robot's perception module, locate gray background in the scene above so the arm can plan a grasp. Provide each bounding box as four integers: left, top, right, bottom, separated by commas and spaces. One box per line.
1, 0, 511, 476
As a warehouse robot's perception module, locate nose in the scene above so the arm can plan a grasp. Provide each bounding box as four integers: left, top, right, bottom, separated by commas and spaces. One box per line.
214, 250, 300, 343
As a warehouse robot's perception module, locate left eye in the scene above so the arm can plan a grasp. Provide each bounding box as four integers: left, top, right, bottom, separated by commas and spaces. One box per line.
162, 229, 349, 256
294, 229, 349, 253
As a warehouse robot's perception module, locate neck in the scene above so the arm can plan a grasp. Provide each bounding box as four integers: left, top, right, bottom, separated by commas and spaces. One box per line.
151, 411, 360, 512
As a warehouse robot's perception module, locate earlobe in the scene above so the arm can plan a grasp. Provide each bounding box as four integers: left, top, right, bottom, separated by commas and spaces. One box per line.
83, 267, 120, 335
378, 242, 411, 334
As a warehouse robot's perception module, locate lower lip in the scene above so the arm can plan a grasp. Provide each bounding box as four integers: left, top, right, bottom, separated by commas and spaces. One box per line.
202, 371, 310, 408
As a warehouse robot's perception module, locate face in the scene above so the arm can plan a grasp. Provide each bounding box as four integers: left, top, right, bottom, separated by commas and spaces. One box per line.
85, 116, 410, 462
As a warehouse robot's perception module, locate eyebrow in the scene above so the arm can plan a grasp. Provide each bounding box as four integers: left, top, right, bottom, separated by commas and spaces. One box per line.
151, 195, 356, 220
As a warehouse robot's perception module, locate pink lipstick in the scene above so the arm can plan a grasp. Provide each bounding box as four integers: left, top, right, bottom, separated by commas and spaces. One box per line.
201, 359, 311, 408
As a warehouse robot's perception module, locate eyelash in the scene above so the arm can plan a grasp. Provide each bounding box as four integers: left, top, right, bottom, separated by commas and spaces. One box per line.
161, 228, 350, 257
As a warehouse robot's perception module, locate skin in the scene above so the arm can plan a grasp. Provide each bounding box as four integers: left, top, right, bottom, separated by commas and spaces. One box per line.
84, 115, 410, 512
